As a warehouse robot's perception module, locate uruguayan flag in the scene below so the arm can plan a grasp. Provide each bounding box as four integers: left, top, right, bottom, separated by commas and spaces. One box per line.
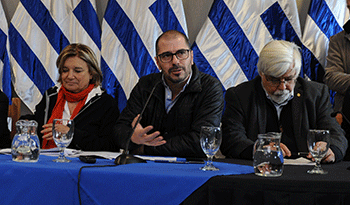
0, 1, 12, 103
302, 0, 348, 82
192, 0, 303, 90
101, 0, 188, 111
9, 0, 101, 112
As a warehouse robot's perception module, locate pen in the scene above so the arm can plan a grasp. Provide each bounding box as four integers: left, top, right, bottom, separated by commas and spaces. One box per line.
290, 152, 309, 158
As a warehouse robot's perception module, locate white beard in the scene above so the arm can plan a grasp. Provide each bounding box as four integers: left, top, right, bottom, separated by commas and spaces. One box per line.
270, 89, 291, 104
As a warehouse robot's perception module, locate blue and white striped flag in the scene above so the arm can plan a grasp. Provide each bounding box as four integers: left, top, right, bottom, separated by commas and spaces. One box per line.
0, 1, 12, 103
192, 0, 303, 90
9, 0, 101, 112
302, 0, 348, 82
101, 0, 188, 111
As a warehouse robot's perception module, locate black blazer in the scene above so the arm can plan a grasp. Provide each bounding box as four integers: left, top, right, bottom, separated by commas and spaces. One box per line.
221, 76, 347, 161
22, 86, 120, 151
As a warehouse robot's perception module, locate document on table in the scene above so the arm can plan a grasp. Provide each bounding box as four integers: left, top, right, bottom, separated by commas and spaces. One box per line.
0, 148, 11, 155
40, 148, 121, 159
0, 148, 177, 161
135, 155, 177, 162
1, 148, 309, 164
64, 149, 177, 161
42, 149, 311, 164
284, 157, 315, 166
0, 148, 121, 159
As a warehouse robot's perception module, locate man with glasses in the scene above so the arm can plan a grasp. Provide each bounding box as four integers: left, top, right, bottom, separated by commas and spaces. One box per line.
221, 40, 347, 162
116, 30, 224, 157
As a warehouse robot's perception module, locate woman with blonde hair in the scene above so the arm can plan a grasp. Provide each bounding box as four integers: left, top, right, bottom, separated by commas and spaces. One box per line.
24, 43, 119, 151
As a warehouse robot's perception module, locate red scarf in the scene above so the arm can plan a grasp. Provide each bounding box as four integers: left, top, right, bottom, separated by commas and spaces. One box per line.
42, 84, 95, 149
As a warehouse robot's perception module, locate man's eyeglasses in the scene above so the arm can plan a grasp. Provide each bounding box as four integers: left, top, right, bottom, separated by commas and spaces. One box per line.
157, 49, 190, 63
264, 74, 296, 87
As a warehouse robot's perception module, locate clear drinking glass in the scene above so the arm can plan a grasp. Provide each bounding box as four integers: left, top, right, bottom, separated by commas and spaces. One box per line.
52, 119, 74, 162
307, 129, 330, 174
200, 126, 222, 171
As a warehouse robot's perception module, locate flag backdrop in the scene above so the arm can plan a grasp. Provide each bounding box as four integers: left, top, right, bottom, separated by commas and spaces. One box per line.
2, 0, 349, 112
302, 0, 348, 103
302, 0, 348, 79
192, 0, 302, 91
101, 0, 188, 111
9, 0, 101, 112
0, 1, 11, 103
193, 0, 348, 94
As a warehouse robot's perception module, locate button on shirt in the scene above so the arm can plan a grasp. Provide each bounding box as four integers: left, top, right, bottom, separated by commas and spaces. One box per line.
163, 73, 192, 113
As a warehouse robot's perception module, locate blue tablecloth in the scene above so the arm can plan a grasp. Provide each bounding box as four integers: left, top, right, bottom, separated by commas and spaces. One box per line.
0, 155, 253, 204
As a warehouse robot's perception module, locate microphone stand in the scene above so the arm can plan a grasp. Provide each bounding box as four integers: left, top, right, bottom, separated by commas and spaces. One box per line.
114, 81, 161, 165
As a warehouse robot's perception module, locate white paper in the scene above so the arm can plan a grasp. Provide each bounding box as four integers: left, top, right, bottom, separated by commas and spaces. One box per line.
135, 155, 177, 162
0, 148, 11, 155
0, 148, 314, 164
40, 148, 178, 161
284, 157, 315, 166
40, 148, 120, 160
0, 148, 178, 161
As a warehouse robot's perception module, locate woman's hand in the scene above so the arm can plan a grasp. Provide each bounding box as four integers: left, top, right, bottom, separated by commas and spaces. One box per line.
41, 123, 53, 140
53, 124, 71, 135
41, 123, 71, 141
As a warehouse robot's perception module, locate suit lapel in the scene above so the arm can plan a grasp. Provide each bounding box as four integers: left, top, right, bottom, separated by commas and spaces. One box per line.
292, 82, 305, 151
256, 79, 267, 134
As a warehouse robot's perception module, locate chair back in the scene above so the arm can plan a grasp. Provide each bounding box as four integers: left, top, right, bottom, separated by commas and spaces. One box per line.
8, 98, 21, 139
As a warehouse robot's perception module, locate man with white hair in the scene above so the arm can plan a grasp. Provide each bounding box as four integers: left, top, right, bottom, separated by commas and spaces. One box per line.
221, 40, 347, 162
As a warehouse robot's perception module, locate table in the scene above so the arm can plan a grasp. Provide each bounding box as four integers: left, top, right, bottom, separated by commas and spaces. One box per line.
2, 154, 350, 205
182, 158, 350, 205
0, 154, 252, 205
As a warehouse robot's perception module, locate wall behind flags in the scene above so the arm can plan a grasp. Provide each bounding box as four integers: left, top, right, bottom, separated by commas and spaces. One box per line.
0, 0, 317, 115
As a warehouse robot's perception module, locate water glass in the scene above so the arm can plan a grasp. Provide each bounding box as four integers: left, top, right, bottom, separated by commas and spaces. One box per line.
200, 126, 222, 171
307, 129, 330, 174
52, 119, 74, 162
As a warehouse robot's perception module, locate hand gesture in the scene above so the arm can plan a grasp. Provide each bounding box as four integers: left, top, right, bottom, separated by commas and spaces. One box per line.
130, 114, 166, 146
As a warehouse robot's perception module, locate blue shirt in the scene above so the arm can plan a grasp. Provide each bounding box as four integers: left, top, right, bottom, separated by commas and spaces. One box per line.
162, 73, 192, 113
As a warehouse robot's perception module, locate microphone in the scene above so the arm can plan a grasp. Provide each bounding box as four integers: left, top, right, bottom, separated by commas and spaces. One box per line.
331, 111, 350, 126
114, 80, 162, 165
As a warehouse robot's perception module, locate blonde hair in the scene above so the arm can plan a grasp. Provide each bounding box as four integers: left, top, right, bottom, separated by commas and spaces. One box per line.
56, 43, 102, 86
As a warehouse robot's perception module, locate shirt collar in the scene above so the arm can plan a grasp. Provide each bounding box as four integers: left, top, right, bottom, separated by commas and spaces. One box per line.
161, 71, 192, 91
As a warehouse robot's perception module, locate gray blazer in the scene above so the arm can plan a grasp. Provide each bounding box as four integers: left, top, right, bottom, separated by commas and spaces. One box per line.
324, 30, 350, 112
221, 76, 348, 160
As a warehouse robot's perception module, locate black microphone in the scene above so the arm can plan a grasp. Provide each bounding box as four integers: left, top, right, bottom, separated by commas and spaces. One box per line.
114, 81, 162, 165
331, 111, 350, 126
